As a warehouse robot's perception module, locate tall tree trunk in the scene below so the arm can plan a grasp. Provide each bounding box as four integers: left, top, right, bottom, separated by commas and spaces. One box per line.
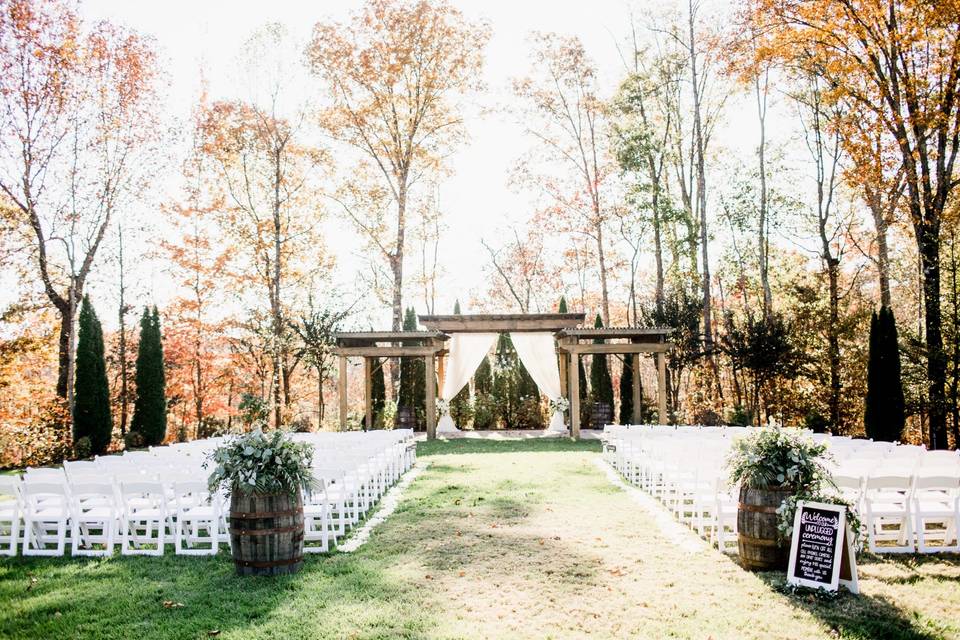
756, 72, 772, 319
826, 256, 841, 430
271, 152, 285, 429
596, 221, 611, 326
919, 229, 948, 449
118, 225, 129, 436
688, 0, 713, 357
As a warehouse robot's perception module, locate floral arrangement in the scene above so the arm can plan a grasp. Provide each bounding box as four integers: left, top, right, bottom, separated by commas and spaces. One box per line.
206, 428, 316, 497
727, 428, 830, 491
727, 428, 860, 543
549, 397, 570, 413
436, 398, 451, 416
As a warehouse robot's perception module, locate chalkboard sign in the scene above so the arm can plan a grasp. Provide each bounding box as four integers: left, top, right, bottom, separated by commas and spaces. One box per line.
787, 500, 859, 593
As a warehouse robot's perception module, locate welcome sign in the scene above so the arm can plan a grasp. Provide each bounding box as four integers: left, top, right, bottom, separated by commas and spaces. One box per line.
787, 500, 859, 594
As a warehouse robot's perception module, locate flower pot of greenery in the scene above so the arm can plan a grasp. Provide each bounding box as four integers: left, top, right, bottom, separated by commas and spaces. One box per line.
727, 429, 829, 571
207, 429, 315, 576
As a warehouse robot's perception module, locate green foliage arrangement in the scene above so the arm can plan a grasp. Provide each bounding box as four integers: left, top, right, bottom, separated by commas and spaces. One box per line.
492, 333, 545, 428
728, 428, 830, 491
864, 305, 906, 442
728, 429, 850, 542
131, 306, 167, 445
74, 295, 113, 455
206, 428, 316, 497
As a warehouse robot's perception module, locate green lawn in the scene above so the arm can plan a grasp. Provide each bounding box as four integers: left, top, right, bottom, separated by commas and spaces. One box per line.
1, 438, 958, 639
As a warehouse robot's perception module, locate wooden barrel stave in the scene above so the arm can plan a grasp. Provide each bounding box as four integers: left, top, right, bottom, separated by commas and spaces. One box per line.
737, 485, 792, 571
230, 490, 304, 576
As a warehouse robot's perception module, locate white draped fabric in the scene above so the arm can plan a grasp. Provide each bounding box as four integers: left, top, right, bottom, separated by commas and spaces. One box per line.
437, 332, 499, 433
510, 332, 567, 433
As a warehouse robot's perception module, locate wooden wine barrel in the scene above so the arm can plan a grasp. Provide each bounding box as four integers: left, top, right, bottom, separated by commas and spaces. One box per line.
230, 490, 304, 576
737, 485, 792, 571
591, 402, 613, 429
395, 406, 418, 430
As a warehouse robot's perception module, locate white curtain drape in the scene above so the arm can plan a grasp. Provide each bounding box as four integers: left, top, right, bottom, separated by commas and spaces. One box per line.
510, 332, 567, 433
437, 332, 499, 433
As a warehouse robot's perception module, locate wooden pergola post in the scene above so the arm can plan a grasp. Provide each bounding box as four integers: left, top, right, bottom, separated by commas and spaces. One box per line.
338, 355, 348, 431
656, 352, 667, 424
631, 353, 642, 425
425, 354, 437, 439
558, 345, 568, 402
364, 357, 373, 431
569, 352, 581, 439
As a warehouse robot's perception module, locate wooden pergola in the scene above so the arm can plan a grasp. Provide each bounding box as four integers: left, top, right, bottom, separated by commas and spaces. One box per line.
333, 331, 448, 436
333, 313, 672, 440
556, 327, 673, 439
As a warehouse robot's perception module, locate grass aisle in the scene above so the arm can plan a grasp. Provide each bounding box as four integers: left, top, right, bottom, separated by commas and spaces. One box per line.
2, 439, 958, 639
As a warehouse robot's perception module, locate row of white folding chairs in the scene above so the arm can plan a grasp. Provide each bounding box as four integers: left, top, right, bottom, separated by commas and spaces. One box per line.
609, 428, 960, 555
607, 433, 741, 552
5, 431, 416, 557
830, 464, 960, 553
0, 475, 222, 557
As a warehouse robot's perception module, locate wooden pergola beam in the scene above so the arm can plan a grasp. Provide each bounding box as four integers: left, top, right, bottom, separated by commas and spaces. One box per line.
334, 346, 446, 358
419, 313, 585, 333
560, 343, 672, 355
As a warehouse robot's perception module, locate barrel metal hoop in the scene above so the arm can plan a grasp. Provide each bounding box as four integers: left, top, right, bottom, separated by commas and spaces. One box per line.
738, 502, 780, 514
738, 534, 782, 547
235, 556, 304, 568
231, 509, 301, 519
232, 525, 301, 536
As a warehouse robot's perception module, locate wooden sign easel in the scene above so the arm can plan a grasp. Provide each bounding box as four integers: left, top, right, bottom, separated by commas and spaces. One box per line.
787, 500, 859, 594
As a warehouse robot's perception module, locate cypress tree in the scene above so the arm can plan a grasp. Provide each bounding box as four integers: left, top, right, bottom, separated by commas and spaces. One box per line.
883, 307, 906, 440
453, 299, 462, 314
475, 355, 493, 395
590, 314, 614, 407
864, 310, 881, 439
371, 358, 386, 428
132, 306, 167, 446
864, 306, 906, 442
619, 356, 634, 425
74, 295, 112, 455
398, 308, 425, 426
558, 296, 568, 313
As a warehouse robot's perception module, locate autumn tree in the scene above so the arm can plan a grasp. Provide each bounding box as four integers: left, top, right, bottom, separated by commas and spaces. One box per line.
0, 0, 161, 416
744, 0, 960, 448
290, 296, 350, 426
307, 0, 489, 334
514, 33, 615, 325
198, 24, 330, 428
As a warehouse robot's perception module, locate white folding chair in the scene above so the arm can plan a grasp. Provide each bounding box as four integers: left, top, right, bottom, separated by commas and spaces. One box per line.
22, 482, 69, 556
0, 476, 23, 556
172, 481, 219, 556
303, 479, 330, 554
912, 472, 960, 553
69, 482, 117, 557
864, 473, 914, 553
120, 481, 167, 556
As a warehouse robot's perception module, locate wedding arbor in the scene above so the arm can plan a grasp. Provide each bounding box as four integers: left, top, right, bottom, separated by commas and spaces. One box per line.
333, 313, 673, 439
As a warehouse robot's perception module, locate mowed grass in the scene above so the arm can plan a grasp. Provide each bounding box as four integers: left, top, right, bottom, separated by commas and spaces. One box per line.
1, 438, 958, 640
